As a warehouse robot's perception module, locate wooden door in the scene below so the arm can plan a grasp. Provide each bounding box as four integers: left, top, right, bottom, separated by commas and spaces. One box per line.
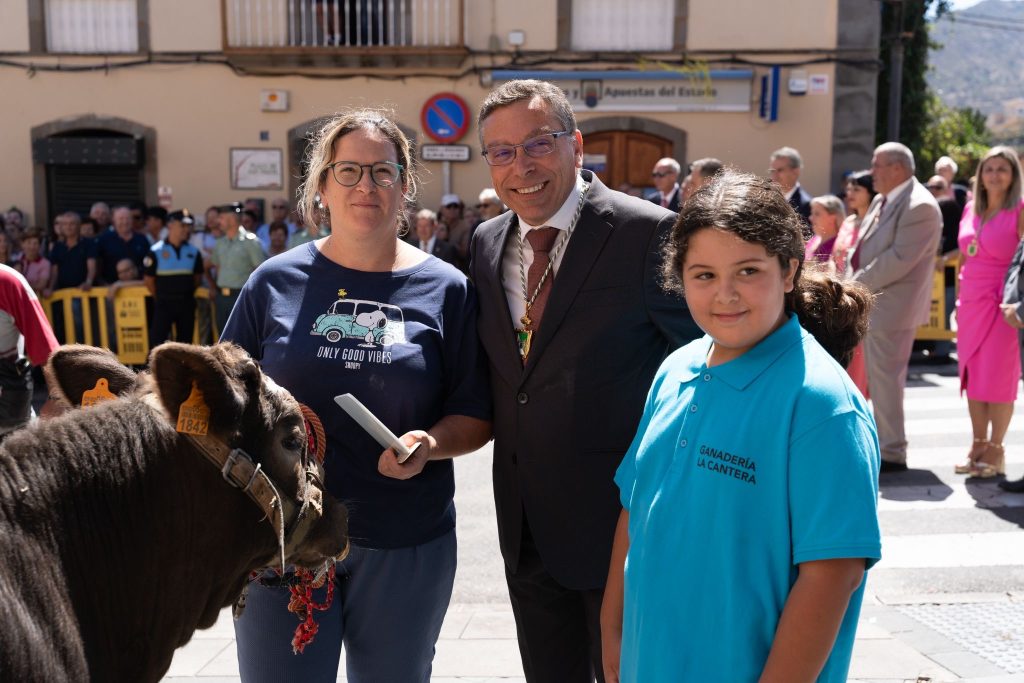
582, 131, 674, 196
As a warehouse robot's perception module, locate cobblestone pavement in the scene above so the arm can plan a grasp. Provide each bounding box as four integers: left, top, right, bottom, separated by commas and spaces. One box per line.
163, 359, 1024, 682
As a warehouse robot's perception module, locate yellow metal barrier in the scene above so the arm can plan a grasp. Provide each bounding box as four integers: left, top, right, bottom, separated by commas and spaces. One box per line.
916, 256, 959, 342
41, 287, 215, 365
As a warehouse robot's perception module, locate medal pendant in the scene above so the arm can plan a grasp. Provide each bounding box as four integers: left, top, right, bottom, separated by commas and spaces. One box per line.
966, 240, 978, 257
516, 328, 533, 360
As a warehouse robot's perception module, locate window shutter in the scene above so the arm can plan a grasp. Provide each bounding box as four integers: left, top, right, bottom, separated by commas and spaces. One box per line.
45, 0, 139, 53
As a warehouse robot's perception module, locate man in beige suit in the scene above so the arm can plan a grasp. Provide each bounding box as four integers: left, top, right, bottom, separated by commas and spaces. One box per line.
848, 142, 942, 472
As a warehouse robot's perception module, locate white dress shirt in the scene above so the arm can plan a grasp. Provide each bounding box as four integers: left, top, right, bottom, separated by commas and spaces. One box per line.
502, 173, 585, 327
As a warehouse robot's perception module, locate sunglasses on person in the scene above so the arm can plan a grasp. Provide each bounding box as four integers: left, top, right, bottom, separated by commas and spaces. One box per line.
651, 171, 674, 178
444, 202, 462, 209
926, 184, 944, 190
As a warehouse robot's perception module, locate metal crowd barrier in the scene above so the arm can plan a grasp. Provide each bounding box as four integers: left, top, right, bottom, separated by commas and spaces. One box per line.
41, 287, 216, 365
915, 255, 959, 342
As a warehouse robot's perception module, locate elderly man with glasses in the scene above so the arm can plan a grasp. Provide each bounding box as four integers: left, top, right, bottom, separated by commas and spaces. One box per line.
469, 79, 701, 683
768, 146, 813, 224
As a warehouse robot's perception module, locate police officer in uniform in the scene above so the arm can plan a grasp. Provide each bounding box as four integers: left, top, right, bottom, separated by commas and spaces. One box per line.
143, 210, 204, 345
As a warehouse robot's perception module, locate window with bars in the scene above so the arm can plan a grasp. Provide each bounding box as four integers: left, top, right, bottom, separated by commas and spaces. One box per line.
224, 0, 458, 48
44, 0, 140, 53
570, 0, 674, 51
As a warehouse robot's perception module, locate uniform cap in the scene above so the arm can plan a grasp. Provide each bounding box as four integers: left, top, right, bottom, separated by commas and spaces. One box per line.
167, 209, 195, 225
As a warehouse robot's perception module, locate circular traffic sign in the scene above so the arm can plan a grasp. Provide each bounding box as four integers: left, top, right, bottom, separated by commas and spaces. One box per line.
420, 93, 471, 144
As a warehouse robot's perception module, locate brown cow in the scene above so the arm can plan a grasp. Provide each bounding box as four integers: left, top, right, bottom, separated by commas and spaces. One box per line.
0, 343, 348, 682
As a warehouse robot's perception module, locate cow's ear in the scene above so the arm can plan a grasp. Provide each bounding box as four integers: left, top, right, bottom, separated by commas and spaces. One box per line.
44, 344, 137, 408
148, 342, 250, 433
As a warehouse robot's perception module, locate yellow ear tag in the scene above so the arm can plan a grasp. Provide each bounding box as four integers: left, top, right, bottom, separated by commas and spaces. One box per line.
176, 382, 210, 436
81, 378, 117, 408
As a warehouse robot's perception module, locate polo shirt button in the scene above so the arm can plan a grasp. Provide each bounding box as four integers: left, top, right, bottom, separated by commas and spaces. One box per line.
690, 404, 698, 412
680, 439, 688, 448
516, 392, 529, 405
703, 373, 712, 381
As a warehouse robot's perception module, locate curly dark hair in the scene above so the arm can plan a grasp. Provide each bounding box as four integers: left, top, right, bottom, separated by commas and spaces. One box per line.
662, 169, 874, 366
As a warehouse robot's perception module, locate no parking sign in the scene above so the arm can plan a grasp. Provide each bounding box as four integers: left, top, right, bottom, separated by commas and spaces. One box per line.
420, 93, 470, 144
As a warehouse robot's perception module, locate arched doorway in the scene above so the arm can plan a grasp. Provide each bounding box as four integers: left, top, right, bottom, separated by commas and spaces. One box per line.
31, 116, 156, 230
286, 118, 419, 207
578, 117, 686, 198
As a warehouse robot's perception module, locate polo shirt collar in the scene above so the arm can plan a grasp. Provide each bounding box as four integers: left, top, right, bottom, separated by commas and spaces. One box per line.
674, 314, 806, 391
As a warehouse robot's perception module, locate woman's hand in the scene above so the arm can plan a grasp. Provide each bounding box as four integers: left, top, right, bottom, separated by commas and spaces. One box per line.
378, 429, 433, 480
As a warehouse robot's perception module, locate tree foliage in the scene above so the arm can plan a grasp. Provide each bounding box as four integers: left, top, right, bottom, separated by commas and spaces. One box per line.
918, 93, 991, 183
876, 0, 995, 180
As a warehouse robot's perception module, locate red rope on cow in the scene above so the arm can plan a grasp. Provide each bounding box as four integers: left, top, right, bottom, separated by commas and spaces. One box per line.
287, 563, 336, 654
299, 403, 327, 465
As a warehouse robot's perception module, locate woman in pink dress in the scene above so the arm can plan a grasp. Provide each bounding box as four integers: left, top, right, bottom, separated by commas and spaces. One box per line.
832, 170, 876, 397
955, 146, 1024, 477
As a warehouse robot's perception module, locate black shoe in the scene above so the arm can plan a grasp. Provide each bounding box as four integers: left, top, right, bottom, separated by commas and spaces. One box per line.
880, 459, 908, 473
998, 478, 1024, 493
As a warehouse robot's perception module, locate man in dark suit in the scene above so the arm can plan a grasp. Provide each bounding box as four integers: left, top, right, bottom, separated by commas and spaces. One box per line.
647, 157, 682, 212
470, 79, 702, 683
412, 208, 459, 267
999, 239, 1024, 492
769, 146, 812, 224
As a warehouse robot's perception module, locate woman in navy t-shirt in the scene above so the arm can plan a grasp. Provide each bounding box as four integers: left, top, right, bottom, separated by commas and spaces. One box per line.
223, 110, 492, 682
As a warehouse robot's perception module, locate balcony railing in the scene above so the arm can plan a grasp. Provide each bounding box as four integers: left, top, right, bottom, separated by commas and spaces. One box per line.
223, 0, 463, 51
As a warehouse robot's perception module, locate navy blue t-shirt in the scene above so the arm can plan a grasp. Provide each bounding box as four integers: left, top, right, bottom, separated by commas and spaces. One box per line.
49, 238, 97, 289
222, 242, 491, 549
97, 230, 151, 284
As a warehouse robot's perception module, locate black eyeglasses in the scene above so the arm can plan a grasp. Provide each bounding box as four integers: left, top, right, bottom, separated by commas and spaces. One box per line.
651, 171, 674, 178
326, 161, 404, 188
926, 184, 944, 190
482, 131, 572, 166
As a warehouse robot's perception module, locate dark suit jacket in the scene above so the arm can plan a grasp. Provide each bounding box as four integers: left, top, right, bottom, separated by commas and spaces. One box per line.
469, 171, 702, 590
789, 183, 813, 224
647, 185, 681, 213
428, 238, 460, 267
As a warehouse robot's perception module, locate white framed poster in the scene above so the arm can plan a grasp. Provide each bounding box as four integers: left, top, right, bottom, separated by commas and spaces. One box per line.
230, 148, 283, 190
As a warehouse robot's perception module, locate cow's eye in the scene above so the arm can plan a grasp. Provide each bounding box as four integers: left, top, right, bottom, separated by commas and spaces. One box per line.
282, 433, 304, 452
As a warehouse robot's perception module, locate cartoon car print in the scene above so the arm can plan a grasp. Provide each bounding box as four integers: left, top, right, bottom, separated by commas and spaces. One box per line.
311, 299, 406, 346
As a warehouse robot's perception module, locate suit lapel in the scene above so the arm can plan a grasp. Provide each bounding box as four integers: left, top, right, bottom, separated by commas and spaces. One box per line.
856, 193, 889, 246
483, 213, 523, 384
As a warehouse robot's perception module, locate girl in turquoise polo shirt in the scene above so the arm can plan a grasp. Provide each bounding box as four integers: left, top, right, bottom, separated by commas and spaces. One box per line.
601, 170, 882, 683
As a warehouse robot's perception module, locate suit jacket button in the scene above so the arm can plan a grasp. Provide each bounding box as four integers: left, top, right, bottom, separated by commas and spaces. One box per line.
516, 392, 529, 405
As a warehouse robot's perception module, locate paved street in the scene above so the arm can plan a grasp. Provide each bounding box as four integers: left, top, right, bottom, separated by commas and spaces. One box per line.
164, 358, 1024, 682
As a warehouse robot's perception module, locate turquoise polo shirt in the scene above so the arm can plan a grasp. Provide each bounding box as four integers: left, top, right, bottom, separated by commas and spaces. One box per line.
614, 314, 881, 683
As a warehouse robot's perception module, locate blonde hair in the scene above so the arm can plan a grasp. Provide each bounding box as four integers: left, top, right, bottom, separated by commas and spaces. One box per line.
298, 109, 419, 234
811, 194, 846, 223
972, 145, 1023, 217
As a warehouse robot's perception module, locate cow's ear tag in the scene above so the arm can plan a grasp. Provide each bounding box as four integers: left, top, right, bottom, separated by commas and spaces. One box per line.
81, 378, 117, 408
176, 382, 210, 436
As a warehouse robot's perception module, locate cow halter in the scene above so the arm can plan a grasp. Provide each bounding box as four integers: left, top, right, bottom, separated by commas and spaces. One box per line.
182, 430, 326, 574
141, 393, 328, 573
